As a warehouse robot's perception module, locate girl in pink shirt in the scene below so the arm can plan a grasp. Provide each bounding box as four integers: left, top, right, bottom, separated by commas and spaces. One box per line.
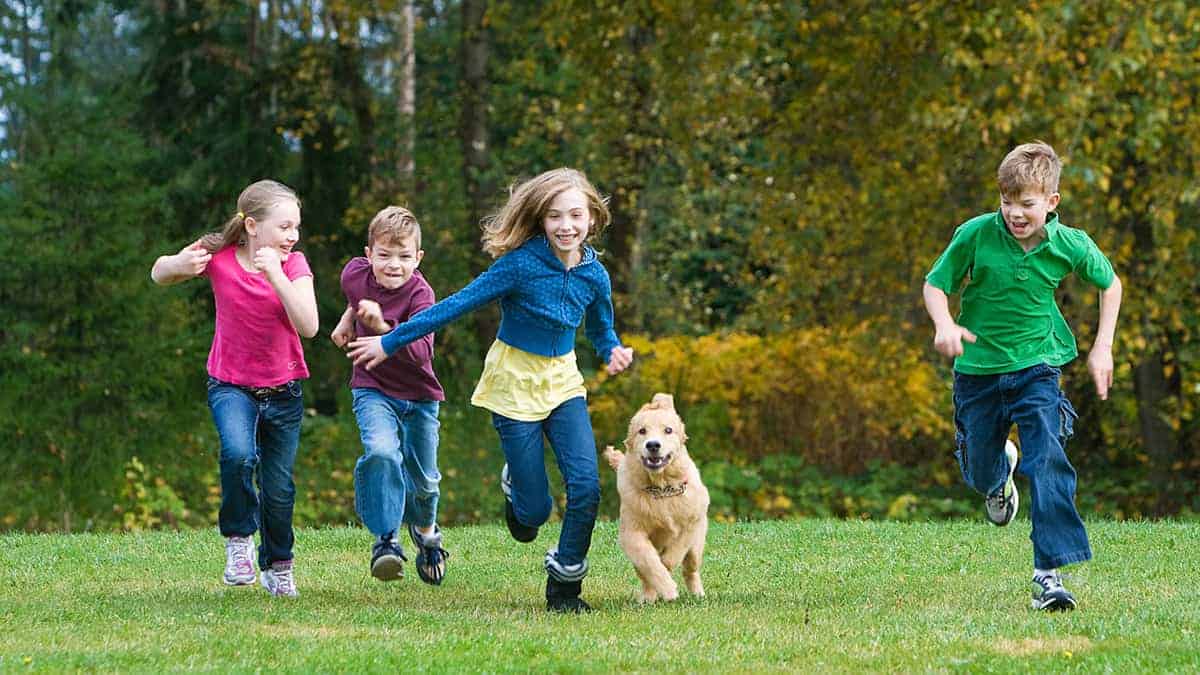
151, 179, 318, 598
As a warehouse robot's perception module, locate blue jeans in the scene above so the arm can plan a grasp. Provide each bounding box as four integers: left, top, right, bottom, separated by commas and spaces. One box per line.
352, 389, 441, 538
206, 377, 304, 569
491, 396, 600, 568
953, 363, 1091, 569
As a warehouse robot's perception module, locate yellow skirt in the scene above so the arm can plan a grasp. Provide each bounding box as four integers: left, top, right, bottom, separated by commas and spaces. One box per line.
470, 340, 587, 421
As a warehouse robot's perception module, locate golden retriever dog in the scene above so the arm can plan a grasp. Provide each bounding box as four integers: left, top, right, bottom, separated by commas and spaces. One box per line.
603, 393, 709, 602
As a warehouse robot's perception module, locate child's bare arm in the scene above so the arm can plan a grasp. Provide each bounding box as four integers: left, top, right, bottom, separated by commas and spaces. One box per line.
331, 304, 356, 349
151, 240, 211, 285
255, 247, 319, 338
922, 282, 976, 358
1087, 274, 1123, 400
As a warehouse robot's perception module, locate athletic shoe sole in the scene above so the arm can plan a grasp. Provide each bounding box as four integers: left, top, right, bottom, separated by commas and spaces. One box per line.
1032, 593, 1077, 611
371, 554, 405, 581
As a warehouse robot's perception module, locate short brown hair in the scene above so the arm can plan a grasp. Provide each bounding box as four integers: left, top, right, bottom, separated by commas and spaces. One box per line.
368, 206, 421, 249
998, 141, 1061, 197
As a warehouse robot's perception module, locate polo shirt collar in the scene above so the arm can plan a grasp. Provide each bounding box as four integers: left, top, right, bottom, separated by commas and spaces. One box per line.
994, 210, 1061, 243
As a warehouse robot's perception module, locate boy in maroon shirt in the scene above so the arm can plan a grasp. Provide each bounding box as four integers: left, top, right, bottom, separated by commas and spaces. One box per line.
332, 206, 449, 584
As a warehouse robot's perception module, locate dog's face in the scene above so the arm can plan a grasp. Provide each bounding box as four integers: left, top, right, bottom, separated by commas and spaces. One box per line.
625, 395, 687, 473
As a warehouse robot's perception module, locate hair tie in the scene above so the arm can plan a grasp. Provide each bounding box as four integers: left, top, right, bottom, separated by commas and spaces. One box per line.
236, 211, 245, 219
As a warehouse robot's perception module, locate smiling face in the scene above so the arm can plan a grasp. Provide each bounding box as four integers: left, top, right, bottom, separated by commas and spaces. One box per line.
1000, 188, 1059, 248
625, 400, 687, 473
542, 187, 593, 266
366, 235, 423, 290
246, 199, 302, 260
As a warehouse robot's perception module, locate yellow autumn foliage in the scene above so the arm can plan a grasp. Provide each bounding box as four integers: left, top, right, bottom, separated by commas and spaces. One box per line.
589, 325, 952, 472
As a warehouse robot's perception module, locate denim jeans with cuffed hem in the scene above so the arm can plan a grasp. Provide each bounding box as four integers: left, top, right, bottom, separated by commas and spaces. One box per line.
492, 396, 600, 569
352, 388, 441, 538
953, 363, 1092, 569
207, 377, 304, 570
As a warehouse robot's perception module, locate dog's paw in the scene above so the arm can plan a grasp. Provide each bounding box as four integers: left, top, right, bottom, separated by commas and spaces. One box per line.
602, 445, 624, 471
658, 582, 679, 602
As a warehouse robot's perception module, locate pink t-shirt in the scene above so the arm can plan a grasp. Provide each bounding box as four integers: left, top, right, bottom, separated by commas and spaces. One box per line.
204, 246, 312, 386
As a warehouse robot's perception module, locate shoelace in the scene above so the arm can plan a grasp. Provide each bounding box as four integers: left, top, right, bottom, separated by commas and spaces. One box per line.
272, 567, 295, 594
227, 540, 252, 569
1035, 573, 1064, 592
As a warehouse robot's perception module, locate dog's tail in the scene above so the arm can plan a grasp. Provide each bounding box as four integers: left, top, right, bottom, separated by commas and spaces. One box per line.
602, 445, 624, 472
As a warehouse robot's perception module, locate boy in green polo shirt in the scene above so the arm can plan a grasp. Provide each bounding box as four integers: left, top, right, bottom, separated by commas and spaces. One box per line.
922, 141, 1123, 611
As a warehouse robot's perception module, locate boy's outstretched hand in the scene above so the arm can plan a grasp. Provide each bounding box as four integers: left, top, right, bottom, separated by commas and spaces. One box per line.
347, 335, 387, 370
607, 345, 634, 375
1087, 345, 1114, 400
932, 323, 977, 358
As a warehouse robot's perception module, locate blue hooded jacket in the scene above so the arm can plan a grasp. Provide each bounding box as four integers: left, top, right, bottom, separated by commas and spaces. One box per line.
379, 235, 622, 362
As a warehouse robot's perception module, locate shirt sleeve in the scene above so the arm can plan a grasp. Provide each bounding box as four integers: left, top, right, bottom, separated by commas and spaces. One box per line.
925, 222, 977, 295
584, 265, 620, 363
380, 253, 519, 355
284, 251, 313, 281
1071, 232, 1115, 290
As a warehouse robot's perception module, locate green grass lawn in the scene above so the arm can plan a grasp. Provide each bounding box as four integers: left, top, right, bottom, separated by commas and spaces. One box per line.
1, 519, 1197, 672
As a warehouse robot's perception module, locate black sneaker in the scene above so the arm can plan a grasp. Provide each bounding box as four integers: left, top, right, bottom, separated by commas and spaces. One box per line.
985, 440, 1020, 526
501, 464, 538, 543
370, 534, 407, 581
408, 523, 450, 586
546, 577, 592, 614
1031, 571, 1077, 611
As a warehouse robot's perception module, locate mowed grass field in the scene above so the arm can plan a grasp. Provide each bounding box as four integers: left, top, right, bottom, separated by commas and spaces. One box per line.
1, 519, 1197, 672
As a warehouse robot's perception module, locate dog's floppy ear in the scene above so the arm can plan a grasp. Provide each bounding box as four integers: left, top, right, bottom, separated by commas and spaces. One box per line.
602, 445, 624, 471
650, 393, 675, 410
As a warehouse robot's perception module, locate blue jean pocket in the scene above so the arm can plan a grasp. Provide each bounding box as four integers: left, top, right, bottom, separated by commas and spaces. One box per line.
1058, 394, 1078, 441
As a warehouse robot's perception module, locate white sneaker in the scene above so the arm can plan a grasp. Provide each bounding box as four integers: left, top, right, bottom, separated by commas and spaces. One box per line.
223, 536, 256, 586
985, 440, 1020, 526
261, 560, 298, 597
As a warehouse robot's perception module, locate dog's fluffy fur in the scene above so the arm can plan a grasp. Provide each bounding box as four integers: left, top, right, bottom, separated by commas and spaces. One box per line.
603, 393, 709, 602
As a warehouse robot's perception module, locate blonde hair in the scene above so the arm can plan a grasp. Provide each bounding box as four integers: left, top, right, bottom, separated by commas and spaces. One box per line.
481, 168, 610, 259
997, 141, 1061, 197
368, 206, 422, 249
199, 179, 300, 253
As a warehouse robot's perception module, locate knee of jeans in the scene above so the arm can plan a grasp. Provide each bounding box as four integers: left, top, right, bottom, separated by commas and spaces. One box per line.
359, 440, 402, 467
360, 432, 402, 459
219, 446, 257, 469
409, 474, 441, 500
566, 478, 601, 510
515, 495, 553, 526
262, 482, 296, 507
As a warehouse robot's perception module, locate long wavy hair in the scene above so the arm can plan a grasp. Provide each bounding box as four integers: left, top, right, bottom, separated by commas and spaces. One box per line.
480, 168, 610, 259
198, 179, 300, 253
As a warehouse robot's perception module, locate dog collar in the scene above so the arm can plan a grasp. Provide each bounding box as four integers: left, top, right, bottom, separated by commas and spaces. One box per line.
643, 481, 687, 499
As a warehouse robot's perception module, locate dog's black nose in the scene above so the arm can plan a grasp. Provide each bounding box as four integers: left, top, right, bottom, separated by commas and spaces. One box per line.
645, 440, 661, 453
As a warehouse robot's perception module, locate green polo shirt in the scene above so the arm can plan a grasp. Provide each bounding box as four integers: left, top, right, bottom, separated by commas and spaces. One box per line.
926, 211, 1114, 375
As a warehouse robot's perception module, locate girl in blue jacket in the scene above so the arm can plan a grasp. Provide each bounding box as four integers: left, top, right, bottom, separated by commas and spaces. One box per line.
347, 168, 633, 612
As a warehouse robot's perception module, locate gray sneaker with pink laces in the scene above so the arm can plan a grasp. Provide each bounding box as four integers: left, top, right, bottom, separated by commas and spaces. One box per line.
223, 536, 256, 586
261, 560, 298, 597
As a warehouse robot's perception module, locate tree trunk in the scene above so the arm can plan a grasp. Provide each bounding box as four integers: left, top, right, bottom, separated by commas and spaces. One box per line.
459, 0, 497, 346
1124, 161, 1180, 514
396, 0, 415, 195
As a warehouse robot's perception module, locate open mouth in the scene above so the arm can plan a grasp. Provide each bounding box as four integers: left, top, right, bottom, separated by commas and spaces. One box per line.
554, 234, 577, 246
641, 453, 673, 471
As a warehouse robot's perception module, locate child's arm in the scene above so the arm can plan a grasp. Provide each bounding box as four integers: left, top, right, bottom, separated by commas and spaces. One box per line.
255, 247, 319, 339
331, 304, 356, 349
150, 240, 212, 285
583, 269, 633, 375
922, 282, 977, 358
347, 255, 518, 369
1086, 274, 1122, 400
355, 299, 390, 334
